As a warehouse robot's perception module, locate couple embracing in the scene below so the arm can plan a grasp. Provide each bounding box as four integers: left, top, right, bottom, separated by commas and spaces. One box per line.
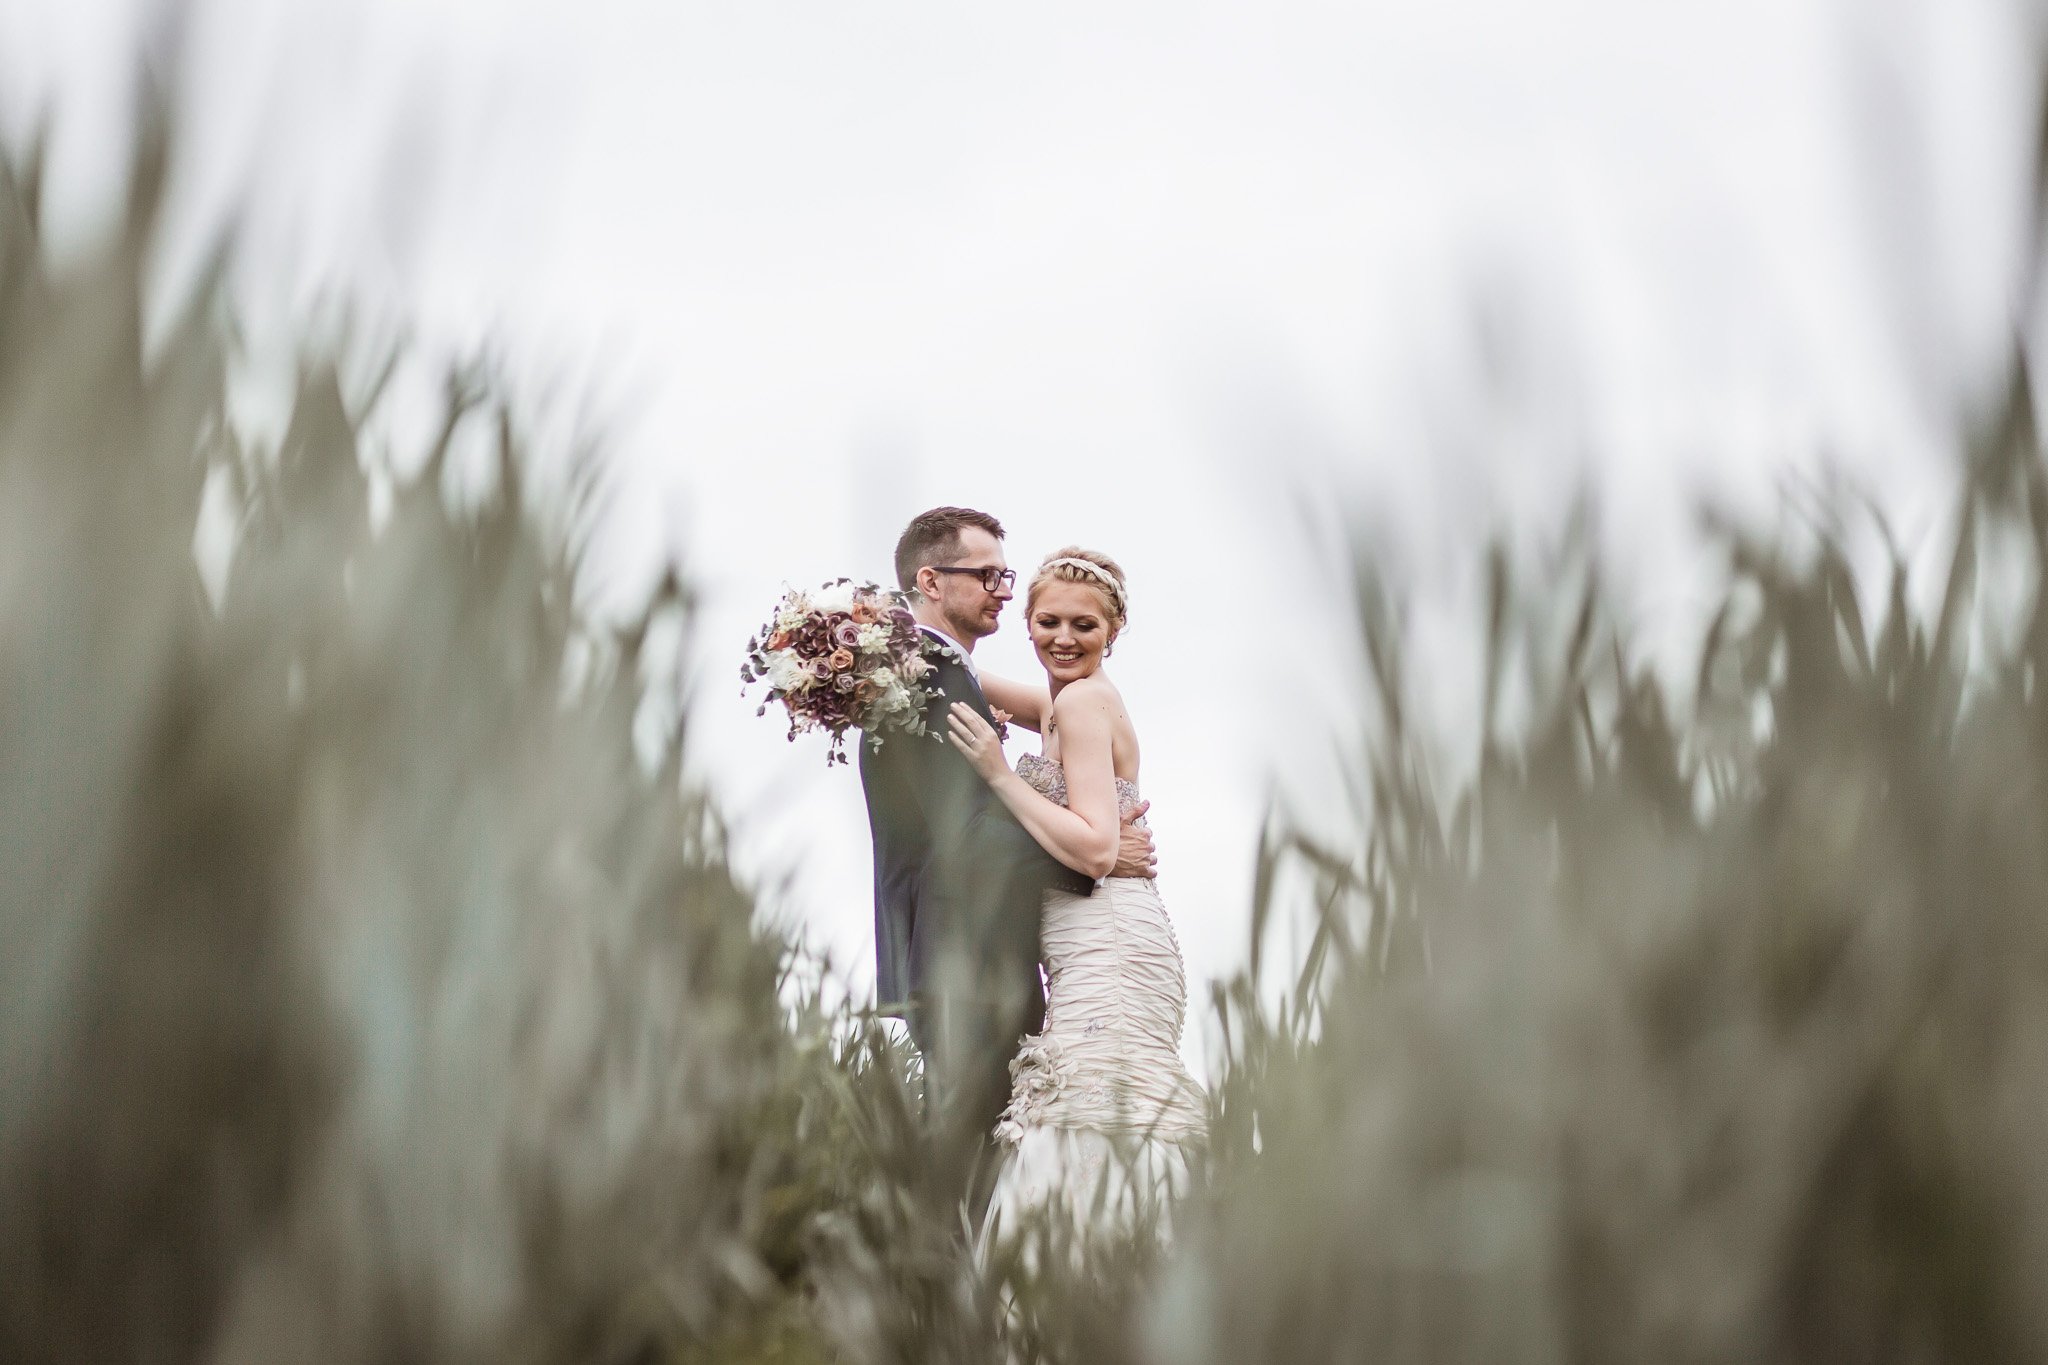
859, 506, 1206, 1232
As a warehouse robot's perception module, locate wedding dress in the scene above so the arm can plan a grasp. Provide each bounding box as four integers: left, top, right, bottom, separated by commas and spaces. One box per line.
987, 753, 1207, 1233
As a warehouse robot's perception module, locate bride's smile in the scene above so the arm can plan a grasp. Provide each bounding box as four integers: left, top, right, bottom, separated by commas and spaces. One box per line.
1029, 582, 1113, 684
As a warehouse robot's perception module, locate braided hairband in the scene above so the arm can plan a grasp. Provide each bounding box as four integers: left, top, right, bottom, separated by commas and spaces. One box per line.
1039, 556, 1128, 618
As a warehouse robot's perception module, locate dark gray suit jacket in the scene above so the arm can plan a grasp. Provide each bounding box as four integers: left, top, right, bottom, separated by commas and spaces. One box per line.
858, 641, 1093, 1031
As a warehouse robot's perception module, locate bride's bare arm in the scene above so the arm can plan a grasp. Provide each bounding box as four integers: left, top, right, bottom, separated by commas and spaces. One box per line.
975, 670, 1051, 734
945, 687, 1121, 878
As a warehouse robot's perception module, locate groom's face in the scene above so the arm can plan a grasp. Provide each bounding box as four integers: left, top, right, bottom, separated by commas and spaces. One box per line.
932, 527, 1012, 642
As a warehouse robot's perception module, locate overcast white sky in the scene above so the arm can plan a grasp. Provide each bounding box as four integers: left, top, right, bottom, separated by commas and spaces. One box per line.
2, 0, 2036, 1068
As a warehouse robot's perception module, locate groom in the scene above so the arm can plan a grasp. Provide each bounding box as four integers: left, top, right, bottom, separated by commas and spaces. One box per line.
860, 505, 1156, 1220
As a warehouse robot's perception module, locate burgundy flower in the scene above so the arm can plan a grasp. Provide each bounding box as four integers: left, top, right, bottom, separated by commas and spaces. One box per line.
745, 580, 945, 766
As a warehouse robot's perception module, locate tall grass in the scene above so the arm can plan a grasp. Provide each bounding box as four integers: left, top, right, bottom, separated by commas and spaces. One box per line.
1154, 91, 2048, 1363
0, 103, 820, 1362
10, 64, 2048, 1365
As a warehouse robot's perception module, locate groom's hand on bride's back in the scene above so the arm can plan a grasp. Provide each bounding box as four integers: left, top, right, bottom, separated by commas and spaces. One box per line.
1109, 801, 1157, 880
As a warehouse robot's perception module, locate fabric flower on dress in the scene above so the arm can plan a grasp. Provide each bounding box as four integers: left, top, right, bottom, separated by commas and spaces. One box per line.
994, 1034, 1068, 1146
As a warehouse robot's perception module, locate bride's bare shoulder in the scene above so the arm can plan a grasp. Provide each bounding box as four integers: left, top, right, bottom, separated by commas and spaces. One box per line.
1051, 677, 1134, 738
1051, 677, 1139, 777
1051, 675, 1119, 714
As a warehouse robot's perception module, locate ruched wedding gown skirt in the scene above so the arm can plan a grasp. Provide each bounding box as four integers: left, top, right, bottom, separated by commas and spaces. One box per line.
987, 756, 1206, 1234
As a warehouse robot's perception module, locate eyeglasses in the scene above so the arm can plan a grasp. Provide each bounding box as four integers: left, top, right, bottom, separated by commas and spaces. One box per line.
930, 565, 1017, 593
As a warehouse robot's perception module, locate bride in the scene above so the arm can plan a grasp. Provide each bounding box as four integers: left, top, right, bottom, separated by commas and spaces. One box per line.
943, 547, 1206, 1230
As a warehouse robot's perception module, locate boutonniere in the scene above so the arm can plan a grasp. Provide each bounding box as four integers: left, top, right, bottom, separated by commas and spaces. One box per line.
989, 708, 1013, 744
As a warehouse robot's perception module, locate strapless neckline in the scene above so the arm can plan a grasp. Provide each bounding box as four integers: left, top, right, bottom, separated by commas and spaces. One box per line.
1016, 752, 1143, 818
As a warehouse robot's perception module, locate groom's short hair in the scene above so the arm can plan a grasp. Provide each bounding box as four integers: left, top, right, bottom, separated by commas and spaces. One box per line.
895, 506, 1005, 591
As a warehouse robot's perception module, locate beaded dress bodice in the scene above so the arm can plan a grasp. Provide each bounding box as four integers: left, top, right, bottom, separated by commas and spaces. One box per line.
1015, 752, 1145, 820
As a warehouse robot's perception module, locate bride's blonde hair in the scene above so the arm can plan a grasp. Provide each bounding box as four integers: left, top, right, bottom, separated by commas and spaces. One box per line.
1026, 547, 1130, 645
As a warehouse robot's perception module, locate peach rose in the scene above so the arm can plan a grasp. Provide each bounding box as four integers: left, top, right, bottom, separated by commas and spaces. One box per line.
828, 647, 856, 671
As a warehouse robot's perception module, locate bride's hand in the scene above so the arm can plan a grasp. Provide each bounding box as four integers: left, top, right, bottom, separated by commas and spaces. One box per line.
945, 702, 1010, 782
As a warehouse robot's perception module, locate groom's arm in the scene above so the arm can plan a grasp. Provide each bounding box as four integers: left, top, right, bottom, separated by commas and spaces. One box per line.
976, 670, 1050, 734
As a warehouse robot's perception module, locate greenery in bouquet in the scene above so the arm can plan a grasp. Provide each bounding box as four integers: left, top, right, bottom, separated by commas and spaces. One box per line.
742, 580, 939, 764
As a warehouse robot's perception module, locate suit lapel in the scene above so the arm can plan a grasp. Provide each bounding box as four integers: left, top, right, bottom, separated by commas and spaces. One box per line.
921, 634, 991, 725
951, 663, 989, 717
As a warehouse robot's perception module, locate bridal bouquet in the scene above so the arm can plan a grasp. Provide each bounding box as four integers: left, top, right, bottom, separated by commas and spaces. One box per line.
742, 579, 938, 765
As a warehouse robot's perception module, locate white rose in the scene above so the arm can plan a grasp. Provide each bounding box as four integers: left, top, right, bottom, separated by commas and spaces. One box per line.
768, 654, 810, 692
811, 581, 856, 615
